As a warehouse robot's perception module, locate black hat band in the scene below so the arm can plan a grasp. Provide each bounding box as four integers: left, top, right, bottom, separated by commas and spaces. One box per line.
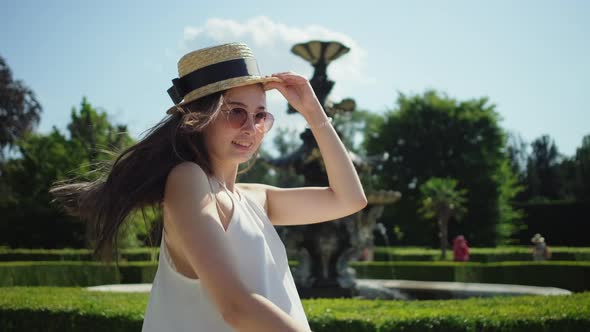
167, 57, 261, 104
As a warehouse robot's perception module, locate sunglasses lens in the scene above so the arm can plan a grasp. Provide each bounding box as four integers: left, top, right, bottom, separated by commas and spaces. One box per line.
261, 112, 274, 132
227, 108, 274, 132
228, 109, 247, 128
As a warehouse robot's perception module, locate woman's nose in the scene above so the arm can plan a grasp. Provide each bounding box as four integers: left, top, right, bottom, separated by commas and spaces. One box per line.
241, 114, 258, 133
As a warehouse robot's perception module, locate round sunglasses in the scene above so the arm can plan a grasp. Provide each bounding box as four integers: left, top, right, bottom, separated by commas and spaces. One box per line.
221, 107, 275, 133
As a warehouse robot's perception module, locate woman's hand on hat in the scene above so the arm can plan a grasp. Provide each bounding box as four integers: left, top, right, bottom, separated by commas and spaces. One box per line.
264, 72, 322, 117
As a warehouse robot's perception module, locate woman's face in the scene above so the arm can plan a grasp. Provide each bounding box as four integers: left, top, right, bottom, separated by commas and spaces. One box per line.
203, 84, 269, 165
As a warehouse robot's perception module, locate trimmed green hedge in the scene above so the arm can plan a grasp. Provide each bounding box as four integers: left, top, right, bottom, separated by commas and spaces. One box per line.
0, 261, 157, 287
2, 246, 590, 262
0, 287, 589, 331
373, 246, 590, 262
1, 261, 589, 292
0, 248, 158, 262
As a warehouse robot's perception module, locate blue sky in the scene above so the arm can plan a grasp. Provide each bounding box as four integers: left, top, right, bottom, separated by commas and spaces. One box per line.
1, 0, 588, 157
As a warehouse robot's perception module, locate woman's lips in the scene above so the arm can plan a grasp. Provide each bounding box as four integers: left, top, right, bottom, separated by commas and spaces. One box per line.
232, 141, 253, 150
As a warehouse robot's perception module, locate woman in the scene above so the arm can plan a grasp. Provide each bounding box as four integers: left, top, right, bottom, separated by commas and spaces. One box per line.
50, 42, 367, 332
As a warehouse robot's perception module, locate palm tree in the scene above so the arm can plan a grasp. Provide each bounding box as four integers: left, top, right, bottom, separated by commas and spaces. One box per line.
418, 177, 468, 259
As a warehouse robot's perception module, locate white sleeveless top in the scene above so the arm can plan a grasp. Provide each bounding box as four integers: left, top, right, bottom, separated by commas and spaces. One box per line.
141, 175, 310, 331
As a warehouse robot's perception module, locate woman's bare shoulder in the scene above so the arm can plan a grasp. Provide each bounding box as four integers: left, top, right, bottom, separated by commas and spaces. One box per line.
166, 162, 209, 186
169, 161, 205, 175
164, 162, 210, 202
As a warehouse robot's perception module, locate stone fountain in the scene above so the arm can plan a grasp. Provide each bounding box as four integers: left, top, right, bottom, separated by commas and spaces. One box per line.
263, 40, 401, 299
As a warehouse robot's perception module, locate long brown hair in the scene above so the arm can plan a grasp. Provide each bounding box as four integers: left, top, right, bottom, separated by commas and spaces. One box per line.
49, 89, 260, 263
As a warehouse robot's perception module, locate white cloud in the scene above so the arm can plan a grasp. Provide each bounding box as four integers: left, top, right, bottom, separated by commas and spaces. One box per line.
180, 16, 374, 98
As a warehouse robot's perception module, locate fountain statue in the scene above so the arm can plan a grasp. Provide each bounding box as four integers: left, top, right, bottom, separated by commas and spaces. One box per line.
263, 41, 401, 298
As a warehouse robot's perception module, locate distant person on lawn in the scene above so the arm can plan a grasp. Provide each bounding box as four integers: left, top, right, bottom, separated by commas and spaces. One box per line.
531, 233, 551, 261
453, 235, 470, 262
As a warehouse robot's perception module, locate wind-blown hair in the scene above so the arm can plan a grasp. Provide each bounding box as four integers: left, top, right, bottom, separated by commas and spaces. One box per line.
49, 89, 260, 263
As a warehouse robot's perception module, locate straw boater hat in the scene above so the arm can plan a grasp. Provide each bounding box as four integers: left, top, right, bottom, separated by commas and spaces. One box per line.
165, 42, 283, 115
531, 233, 545, 244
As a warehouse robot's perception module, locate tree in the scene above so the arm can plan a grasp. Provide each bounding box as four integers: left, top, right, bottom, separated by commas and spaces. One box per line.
573, 135, 590, 200
494, 158, 526, 243
0, 55, 42, 161
418, 177, 467, 259
505, 131, 528, 183
273, 126, 301, 156
525, 135, 563, 201
332, 109, 384, 156
1, 128, 79, 208
66, 97, 133, 175
0, 98, 136, 249
366, 90, 517, 246
558, 156, 577, 201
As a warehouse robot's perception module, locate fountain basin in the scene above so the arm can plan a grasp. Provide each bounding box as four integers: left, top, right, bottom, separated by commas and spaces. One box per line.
86, 279, 571, 300
355, 279, 571, 300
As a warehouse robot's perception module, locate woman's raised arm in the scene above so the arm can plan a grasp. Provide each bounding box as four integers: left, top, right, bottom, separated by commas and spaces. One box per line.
259, 72, 368, 226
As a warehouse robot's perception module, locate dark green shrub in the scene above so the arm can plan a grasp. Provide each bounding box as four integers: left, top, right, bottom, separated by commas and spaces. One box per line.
0, 248, 157, 262
0, 262, 120, 286
1, 287, 589, 331
373, 246, 590, 262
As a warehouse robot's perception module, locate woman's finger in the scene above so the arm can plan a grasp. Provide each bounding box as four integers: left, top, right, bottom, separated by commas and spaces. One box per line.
272, 71, 303, 79
264, 82, 289, 95
271, 72, 291, 77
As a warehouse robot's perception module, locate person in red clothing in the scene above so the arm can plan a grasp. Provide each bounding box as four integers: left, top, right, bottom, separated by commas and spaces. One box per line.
453, 235, 470, 262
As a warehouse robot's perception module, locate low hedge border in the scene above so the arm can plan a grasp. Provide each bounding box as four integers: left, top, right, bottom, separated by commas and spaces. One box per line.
0, 287, 588, 332
373, 247, 590, 262
2, 246, 590, 262
1, 261, 589, 292
0, 248, 157, 262
0, 261, 158, 287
